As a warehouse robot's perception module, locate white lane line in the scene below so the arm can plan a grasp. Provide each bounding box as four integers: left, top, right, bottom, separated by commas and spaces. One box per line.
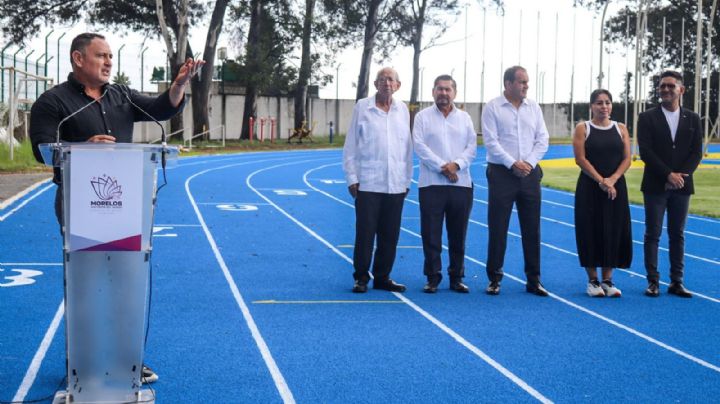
306, 162, 720, 374
187, 157, 305, 404
462, 206, 720, 301
9, 154, 296, 402
469, 199, 720, 266
0, 262, 62, 266
476, 182, 720, 226
0, 177, 52, 210
13, 300, 65, 402
0, 183, 54, 222
297, 162, 552, 403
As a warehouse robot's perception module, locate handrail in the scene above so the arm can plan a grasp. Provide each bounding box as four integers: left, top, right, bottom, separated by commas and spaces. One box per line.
148, 125, 226, 149
188, 125, 225, 148
149, 127, 184, 144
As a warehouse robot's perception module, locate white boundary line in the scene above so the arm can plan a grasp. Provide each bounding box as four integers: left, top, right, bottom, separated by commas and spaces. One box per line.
261, 161, 551, 403
0, 183, 54, 222
0, 177, 52, 210
186, 156, 299, 404
303, 161, 720, 375
470, 197, 720, 267
13, 300, 65, 402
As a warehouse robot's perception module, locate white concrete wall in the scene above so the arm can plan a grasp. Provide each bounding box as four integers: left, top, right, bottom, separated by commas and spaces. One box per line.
132, 91, 572, 143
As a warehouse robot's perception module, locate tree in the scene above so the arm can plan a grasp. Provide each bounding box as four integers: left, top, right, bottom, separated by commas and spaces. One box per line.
392, 0, 461, 108
322, 0, 406, 101
574, 0, 720, 113
113, 71, 131, 85
294, 0, 315, 132
233, 0, 296, 139
0, 0, 231, 138
277, 0, 341, 134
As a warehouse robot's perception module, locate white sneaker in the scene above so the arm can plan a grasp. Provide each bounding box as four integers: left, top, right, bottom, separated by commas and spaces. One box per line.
601, 280, 622, 297
142, 365, 159, 383
587, 280, 605, 297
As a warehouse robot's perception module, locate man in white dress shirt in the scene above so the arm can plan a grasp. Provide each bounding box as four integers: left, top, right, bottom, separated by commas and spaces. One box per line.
413, 75, 477, 293
481, 66, 550, 296
342, 67, 413, 293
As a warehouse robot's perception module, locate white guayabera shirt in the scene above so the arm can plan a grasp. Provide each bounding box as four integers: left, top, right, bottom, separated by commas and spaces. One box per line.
412, 103, 477, 188
342, 94, 413, 194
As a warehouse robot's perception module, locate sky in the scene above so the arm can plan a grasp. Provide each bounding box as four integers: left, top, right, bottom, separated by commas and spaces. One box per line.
3, 0, 657, 105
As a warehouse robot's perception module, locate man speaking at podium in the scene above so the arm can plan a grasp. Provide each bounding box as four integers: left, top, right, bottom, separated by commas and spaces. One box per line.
29, 32, 203, 384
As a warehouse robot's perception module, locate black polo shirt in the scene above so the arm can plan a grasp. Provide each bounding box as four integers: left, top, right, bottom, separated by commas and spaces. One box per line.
30, 73, 184, 170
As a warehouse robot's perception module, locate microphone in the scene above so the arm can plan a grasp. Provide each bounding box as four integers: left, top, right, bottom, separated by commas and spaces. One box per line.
117, 86, 169, 171
55, 86, 110, 144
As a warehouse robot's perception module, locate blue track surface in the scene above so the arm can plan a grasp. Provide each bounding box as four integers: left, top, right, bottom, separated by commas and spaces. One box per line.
1, 145, 719, 403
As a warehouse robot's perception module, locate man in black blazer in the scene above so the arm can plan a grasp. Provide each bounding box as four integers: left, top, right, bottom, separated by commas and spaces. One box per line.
637, 70, 703, 298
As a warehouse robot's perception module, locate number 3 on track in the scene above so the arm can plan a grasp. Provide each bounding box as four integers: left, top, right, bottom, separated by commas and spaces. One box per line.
0, 268, 43, 287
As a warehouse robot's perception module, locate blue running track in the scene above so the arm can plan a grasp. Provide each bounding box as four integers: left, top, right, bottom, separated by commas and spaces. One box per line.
1, 145, 719, 403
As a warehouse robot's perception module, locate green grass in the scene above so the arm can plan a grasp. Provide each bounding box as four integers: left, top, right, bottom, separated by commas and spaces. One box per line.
541, 166, 720, 218
176, 135, 345, 156
0, 141, 52, 173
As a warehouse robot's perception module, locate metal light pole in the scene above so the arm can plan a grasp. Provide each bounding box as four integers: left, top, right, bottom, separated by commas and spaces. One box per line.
57, 32, 66, 83
694, 0, 703, 112
335, 62, 341, 137
500, 13, 505, 94
597, 1, 609, 88
24, 49, 35, 99
140, 46, 148, 92
1, 43, 11, 103
116, 44, 126, 83
703, 0, 718, 153
35, 53, 45, 99
9, 47, 22, 104
44, 30, 54, 91
480, 7, 486, 121
570, 12, 577, 135
463, 3, 468, 108
625, 14, 630, 126
535, 11, 540, 100
518, 10, 523, 65
552, 12, 559, 134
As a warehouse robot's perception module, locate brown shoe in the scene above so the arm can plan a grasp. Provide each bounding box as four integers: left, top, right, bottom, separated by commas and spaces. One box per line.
373, 279, 406, 292
450, 281, 470, 293
526, 282, 549, 297
352, 280, 368, 293
644, 282, 660, 297
667, 282, 692, 298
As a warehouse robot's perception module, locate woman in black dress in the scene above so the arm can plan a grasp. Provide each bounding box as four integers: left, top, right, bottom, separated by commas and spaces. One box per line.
573, 89, 632, 297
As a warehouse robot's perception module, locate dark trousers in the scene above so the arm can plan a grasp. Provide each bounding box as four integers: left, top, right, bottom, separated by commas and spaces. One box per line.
643, 191, 691, 284
54, 185, 64, 230
419, 185, 473, 282
486, 163, 542, 284
353, 191, 406, 284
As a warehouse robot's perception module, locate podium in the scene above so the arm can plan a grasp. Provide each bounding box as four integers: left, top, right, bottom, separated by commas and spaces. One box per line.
39, 143, 178, 404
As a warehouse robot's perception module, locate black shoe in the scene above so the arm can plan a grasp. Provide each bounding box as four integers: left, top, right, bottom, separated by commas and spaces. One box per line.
485, 281, 501, 295
526, 282, 549, 297
668, 282, 693, 298
352, 280, 368, 293
450, 281, 470, 293
142, 364, 158, 384
644, 282, 660, 297
373, 279, 406, 292
423, 282, 439, 293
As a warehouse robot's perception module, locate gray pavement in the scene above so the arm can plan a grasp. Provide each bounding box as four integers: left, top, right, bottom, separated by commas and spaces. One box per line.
0, 173, 53, 205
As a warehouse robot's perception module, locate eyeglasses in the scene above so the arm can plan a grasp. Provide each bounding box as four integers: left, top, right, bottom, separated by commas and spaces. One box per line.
376, 77, 396, 83
659, 83, 677, 90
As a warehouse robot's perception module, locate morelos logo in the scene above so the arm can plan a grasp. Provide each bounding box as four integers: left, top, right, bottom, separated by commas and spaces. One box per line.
90, 175, 123, 207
